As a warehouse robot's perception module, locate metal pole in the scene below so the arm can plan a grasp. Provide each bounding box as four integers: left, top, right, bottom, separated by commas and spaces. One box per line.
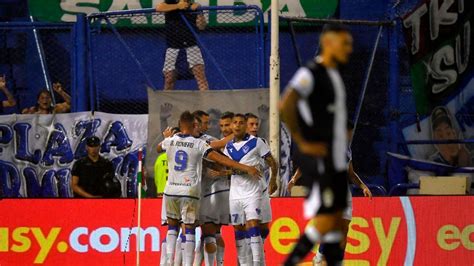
30, 16, 55, 105
136, 148, 143, 266
269, 0, 280, 194
388, 7, 400, 154
73, 14, 88, 111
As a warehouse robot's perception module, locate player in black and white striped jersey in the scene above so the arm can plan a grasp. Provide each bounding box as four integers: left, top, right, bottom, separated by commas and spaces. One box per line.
280, 24, 354, 266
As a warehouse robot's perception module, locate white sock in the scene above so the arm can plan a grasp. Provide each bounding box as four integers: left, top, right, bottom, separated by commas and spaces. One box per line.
314, 249, 324, 263
204, 235, 217, 266
248, 227, 263, 265
235, 230, 248, 265
245, 234, 252, 265
194, 237, 203, 266
166, 226, 179, 265
216, 233, 224, 266
216, 245, 224, 266
174, 234, 184, 266
183, 229, 196, 266
160, 240, 167, 266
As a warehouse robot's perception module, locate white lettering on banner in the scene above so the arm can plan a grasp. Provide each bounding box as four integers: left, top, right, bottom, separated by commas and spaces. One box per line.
60, 0, 100, 22
69, 226, 160, 253
216, 0, 306, 23
429, 0, 458, 40
403, 4, 428, 54
108, 0, 146, 24
90, 227, 120, 252
430, 45, 457, 94
121, 227, 160, 252
0, 112, 148, 198
70, 227, 88, 253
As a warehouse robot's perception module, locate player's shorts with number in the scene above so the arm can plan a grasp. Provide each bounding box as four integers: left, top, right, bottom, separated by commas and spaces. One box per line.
165, 195, 200, 225
229, 195, 262, 225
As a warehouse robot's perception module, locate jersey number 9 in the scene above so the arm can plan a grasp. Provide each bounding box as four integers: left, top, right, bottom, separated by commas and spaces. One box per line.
174, 150, 188, 171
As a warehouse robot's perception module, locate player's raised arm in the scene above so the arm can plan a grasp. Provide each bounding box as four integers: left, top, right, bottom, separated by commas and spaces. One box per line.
206, 150, 261, 179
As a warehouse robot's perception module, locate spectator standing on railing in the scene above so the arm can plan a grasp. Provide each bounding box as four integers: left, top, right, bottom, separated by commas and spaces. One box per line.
22, 82, 71, 114
156, 0, 209, 91
0, 75, 17, 112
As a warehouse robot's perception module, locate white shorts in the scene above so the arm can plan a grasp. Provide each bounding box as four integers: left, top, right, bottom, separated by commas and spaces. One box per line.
229, 196, 261, 225
260, 189, 272, 224
199, 190, 230, 225
161, 196, 167, 225
163, 46, 204, 72
165, 195, 200, 225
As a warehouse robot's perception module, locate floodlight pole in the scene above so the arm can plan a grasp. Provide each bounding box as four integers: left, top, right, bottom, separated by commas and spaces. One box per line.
269, 0, 280, 194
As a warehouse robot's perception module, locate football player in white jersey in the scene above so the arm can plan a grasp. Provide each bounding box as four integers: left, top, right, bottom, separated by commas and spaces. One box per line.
157, 111, 261, 266
193, 111, 229, 266
224, 114, 272, 265
245, 113, 278, 262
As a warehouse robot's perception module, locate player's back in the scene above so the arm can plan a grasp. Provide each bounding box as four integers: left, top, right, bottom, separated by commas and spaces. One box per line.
225, 134, 270, 200
163, 134, 211, 199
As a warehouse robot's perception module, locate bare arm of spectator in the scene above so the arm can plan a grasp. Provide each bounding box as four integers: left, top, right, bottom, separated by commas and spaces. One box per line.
0, 75, 16, 108
52, 82, 71, 113
287, 167, 301, 194
156, 0, 189, 12
348, 160, 372, 198
71, 175, 100, 198
22, 107, 36, 114
191, 3, 207, 30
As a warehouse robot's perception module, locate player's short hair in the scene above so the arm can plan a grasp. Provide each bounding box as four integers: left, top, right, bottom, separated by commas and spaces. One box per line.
321, 24, 350, 35
233, 113, 247, 121
179, 111, 195, 125
245, 113, 258, 120
192, 110, 209, 118
220, 111, 234, 120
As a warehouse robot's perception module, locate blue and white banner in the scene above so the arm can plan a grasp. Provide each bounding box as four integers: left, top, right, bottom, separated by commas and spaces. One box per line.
0, 112, 148, 198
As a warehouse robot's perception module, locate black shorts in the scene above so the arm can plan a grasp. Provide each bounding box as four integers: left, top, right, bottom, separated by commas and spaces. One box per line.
294, 149, 348, 215
314, 170, 348, 214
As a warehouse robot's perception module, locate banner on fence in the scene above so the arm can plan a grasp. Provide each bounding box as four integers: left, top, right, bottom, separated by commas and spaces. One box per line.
401, 0, 474, 166
28, 0, 339, 24
147, 88, 268, 174
0, 112, 148, 198
0, 197, 473, 265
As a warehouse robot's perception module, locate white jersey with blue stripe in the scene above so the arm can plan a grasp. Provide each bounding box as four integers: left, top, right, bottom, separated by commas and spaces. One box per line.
162, 134, 212, 199
224, 134, 271, 200
199, 133, 231, 195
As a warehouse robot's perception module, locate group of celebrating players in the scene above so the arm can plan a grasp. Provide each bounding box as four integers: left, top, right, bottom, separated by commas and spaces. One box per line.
157, 110, 278, 266
157, 23, 373, 266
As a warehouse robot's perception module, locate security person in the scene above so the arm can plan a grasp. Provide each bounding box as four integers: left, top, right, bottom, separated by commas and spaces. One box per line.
71, 136, 115, 198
